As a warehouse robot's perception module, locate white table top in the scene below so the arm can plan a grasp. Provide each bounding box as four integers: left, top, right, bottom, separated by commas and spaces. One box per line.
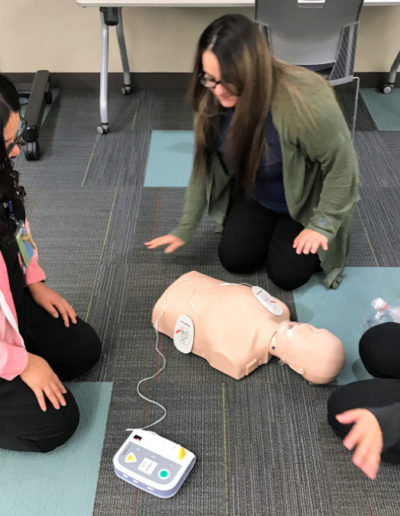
77, 0, 400, 7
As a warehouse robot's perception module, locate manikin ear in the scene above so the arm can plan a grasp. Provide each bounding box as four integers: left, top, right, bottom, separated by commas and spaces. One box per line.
287, 362, 306, 376
278, 358, 306, 376
287, 361, 336, 384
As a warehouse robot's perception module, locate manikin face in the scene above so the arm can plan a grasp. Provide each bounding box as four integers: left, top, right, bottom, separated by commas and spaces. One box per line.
201, 49, 239, 108
274, 321, 342, 353
276, 321, 328, 340
272, 321, 345, 384
3, 111, 21, 159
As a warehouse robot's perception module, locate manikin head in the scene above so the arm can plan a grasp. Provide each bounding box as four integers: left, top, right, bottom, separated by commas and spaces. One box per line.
269, 321, 345, 384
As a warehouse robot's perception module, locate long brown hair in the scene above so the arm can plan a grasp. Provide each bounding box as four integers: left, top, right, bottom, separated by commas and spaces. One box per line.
188, 14, 322, 193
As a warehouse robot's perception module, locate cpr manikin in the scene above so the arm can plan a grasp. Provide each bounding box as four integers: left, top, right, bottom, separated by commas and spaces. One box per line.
152, 272, 345, 384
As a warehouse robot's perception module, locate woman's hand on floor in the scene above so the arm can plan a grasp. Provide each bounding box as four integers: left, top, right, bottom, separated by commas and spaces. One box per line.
20, 353, 67, 412
27, 282, 77, 327
293, 229, 328, 255
145, 234, 185, 253
336, 409, 383, 480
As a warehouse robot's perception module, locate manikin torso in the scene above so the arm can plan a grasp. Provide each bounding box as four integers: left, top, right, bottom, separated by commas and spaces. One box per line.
152, 271, 345, 383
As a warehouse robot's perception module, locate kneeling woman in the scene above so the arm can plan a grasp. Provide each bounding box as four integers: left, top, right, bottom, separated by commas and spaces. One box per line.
0, 74, 101, 452
146, 14, 359, 290
328, 322, 400, 479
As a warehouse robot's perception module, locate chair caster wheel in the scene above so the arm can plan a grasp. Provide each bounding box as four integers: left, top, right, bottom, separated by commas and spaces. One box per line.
97, 124, 109, 135
121, 85, 132, 95
24, 141, 40, 161
382, 83, 394, 94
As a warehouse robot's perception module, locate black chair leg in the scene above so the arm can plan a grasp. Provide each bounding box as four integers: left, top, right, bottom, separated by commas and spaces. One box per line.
18, 70, 51, 161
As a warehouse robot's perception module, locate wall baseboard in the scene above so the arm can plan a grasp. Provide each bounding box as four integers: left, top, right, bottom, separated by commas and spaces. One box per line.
5, 71, 400, 90
7, 72, 191, 90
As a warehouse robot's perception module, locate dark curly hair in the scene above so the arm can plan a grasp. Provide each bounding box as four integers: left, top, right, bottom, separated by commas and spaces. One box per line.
0, 73, 26, 243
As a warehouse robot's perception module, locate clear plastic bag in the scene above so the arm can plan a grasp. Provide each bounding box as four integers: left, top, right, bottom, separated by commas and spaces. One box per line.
362, 298, 396, 332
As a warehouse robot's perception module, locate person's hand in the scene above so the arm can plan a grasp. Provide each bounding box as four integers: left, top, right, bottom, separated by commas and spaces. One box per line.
145, 234, 185, 254
20, 353, 67, 412
28, 282, 77, 328
293, 229, 328, 255
336, 409, 383, 480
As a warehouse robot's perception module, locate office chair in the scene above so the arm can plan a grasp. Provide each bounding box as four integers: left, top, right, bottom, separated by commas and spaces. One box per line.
255, 0, 364, 139
16, 70, 52, 160
381, 50, 400, 94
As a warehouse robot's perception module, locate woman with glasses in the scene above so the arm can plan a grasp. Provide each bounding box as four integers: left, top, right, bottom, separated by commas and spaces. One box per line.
146, 14, 359, 290
0, 73, 101, 452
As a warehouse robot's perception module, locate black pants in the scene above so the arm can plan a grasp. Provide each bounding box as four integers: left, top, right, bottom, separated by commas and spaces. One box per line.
327, 322, 400, 463
218, 193, 320, 290
0, 291, 101, 453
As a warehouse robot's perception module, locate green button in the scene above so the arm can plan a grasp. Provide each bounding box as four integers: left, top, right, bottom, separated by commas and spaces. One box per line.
159, 469, 170, 479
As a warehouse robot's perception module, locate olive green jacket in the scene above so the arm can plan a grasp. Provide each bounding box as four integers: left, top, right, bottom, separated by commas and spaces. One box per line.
171, 69, 360, 288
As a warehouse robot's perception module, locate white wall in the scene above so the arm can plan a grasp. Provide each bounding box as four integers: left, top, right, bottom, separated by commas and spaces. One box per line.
1, 1, 399, 73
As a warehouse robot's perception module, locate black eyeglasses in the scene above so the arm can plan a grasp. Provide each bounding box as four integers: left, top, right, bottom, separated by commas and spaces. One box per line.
6, 117, 27, 155
199, 72, 223, 90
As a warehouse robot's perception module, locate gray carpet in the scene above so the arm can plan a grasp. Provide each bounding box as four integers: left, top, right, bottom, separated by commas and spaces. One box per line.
12, 86, 400, 515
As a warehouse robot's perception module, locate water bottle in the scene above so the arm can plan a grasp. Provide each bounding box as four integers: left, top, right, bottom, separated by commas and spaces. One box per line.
362, 298, 393, 332
390, 305, 400, 323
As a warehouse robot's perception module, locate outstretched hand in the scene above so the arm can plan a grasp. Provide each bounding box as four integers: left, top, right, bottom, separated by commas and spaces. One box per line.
145, 234, 185, 254
336, 409, 383, 480
28, 282, 77, 328
293, 229, 328, 255
20, 353, 67, 412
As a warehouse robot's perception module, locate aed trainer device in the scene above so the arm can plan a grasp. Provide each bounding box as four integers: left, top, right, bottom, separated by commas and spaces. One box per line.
113, 429, 196, 498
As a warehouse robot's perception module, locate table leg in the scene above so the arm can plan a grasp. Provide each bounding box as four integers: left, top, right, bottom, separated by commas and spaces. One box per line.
116, 7, 132, 95
98, 8, 110, 134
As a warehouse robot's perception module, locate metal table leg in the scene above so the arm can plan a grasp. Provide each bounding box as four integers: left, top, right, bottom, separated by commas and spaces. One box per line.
116, 7, 132, 95
97, 8, 109, 134
97, 7, 132, 134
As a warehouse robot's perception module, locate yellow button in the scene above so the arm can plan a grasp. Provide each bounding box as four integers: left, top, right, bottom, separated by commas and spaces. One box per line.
178, 447, 186, 460
126, 453, 136, 463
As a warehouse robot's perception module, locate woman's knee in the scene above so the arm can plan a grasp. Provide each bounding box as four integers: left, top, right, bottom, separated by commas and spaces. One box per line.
327, 380, 372, 437
79, 320, 102, 369
1, 390, 80, 453
266, 265, 311, 291
60, 319, 102, 380
360, 322, 400, 378
33, 397, 80, 453
327, 386, 352, 438
218, 244, 263, 274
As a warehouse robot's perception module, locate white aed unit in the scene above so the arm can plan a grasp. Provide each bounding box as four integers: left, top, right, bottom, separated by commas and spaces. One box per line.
113, 429, 196, 498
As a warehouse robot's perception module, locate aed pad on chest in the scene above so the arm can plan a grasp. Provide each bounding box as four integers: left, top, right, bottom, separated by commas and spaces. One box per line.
173, 314, 194, 354
251, 286, 284, 316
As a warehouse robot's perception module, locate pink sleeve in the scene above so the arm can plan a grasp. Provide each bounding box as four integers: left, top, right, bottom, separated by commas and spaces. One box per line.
0, 340, 28, 381
24, 219, 46, 286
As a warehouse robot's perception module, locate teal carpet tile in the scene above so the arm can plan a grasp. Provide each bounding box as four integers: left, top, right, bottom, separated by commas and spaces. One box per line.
0, 382, 112, 516
360, 88, 400, 131
144, 130, 194, 187
294, 267, 400, 385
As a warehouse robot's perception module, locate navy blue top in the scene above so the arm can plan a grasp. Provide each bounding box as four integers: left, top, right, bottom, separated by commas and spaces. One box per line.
218, 107, 289, 214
